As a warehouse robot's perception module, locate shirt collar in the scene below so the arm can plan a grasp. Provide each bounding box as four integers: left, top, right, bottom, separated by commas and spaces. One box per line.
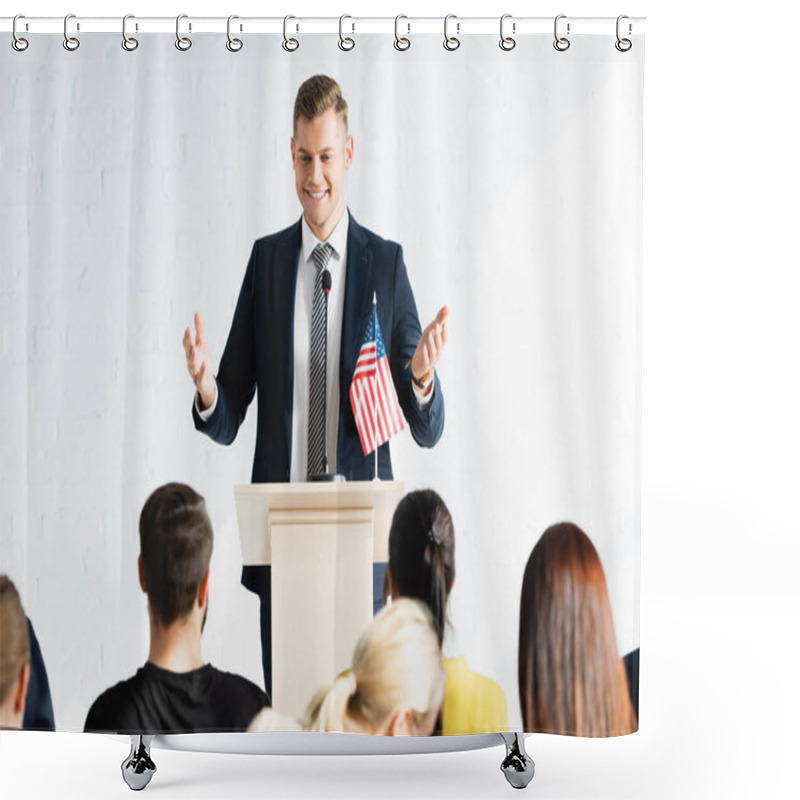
301, 210, 349, 267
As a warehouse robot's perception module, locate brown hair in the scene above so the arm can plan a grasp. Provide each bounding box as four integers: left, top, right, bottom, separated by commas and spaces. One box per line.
304, 599, 444, 734
384, 490, 455, 646
293, 74, 349, 134
139, 483, 213, 627
0, 575, 30, 704
518, 523, 637, 736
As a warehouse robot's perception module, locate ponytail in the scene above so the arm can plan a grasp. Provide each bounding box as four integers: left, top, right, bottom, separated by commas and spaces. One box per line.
424, 530, 448, 646
387, 490, 455, 648
303, 671, 358, 732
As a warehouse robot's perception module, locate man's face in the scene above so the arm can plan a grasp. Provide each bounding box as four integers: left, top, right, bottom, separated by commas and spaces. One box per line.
291, 107, 353, 242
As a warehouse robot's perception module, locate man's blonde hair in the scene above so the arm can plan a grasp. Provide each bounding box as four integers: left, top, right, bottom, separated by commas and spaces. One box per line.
293, 74, 349, 134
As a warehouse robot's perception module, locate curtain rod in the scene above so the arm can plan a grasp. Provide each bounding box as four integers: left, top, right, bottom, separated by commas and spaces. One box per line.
1, 16, 646, 37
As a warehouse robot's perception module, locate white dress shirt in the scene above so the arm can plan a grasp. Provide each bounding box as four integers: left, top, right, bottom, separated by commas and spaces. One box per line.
291, 213, 349, 480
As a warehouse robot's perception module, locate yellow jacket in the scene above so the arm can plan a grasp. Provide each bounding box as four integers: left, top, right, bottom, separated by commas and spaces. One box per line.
441, 656, 508, 735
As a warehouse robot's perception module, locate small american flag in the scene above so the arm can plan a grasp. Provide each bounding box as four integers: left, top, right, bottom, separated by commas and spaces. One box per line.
349, 302, 405, 456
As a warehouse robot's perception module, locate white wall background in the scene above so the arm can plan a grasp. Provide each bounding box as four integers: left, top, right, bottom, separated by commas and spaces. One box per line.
1, 1, 799, 799
1, 16, 641, 732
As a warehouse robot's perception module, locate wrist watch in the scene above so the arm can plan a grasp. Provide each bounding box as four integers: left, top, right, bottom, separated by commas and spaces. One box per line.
412, 369, 433, 391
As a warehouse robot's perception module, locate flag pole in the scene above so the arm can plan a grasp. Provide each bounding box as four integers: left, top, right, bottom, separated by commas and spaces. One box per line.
372, 292, 379, 481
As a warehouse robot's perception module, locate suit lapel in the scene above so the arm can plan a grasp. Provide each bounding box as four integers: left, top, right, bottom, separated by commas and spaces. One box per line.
340, 212, 373, 407
274, 220, 302, 470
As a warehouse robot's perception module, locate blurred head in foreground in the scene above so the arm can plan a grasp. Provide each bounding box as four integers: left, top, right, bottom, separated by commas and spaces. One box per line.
304, 599, 444, 735
0, 575, 31, 729
138, 481, 213, 634
384, 489, 455, 646
518, 523, 637, 736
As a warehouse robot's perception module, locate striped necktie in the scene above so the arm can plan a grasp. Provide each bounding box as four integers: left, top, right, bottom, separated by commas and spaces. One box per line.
308, 242, 333, 476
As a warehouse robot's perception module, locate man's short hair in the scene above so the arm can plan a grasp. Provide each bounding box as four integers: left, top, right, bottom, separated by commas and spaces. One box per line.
0, 575, 30, 704
293, 74, 348, 134
139, 483, 213, 627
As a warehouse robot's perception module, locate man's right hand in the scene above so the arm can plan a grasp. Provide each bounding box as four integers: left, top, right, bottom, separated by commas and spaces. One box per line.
183, 312, 216, 411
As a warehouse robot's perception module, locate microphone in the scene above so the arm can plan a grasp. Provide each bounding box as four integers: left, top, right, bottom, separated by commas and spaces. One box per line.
309, 267, 344, 482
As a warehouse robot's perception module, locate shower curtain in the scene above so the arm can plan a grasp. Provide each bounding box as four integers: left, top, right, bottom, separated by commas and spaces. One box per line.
1, 21, 643, 737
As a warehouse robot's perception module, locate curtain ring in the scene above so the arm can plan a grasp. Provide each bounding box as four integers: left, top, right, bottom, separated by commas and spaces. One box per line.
338, 14, 355, 51
443, 14, 460, 51
226, 15, 243, 52
283, 15, 299, 51
12, 14, 29, 52
615, 15, 632, 52
553, 14, 570, 52
63, 13, 80, 51
499, 14, 516, 51
175, 14, 192, 51
122, 14, 138, 51
394, 15, 410, 51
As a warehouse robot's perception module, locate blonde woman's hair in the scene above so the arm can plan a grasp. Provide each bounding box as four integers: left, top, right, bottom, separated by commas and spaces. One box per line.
304, 599, 444, 734
0, 575, 30, 704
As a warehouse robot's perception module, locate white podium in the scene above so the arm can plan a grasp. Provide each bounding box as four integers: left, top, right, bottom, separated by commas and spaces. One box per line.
234, 481, 404, 719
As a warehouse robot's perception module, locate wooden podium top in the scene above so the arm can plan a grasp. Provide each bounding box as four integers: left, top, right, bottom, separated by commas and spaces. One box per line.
234, 480, 404, 565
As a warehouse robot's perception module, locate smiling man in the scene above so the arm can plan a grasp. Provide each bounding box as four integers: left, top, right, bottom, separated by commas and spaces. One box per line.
291, 97, 352, 243
182, 75, 448, 696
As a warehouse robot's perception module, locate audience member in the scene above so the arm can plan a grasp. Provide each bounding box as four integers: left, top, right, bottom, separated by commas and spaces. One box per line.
384, 489, 508, 735
623, 647, 640, 719
0, 575, 30, 729
303, 599, 444, 735
22, 619, 56, 730
84, 482, 267, 733
518, 522, 637, 736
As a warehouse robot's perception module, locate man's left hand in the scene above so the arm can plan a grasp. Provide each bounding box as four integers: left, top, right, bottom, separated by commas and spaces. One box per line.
411, 305, 449, 396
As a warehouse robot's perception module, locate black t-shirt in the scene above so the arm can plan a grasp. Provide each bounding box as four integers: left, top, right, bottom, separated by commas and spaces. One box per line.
84, 662, 268, 734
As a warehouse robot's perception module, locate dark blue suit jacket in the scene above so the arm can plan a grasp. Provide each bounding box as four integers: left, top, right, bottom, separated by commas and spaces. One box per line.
193, 212, 444, 482
23, 618, 55, 731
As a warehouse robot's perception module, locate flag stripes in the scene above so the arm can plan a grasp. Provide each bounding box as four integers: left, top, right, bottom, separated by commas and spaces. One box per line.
349, 305, 405, 456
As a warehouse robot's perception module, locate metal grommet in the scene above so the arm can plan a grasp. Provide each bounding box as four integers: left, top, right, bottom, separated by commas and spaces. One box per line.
394, 15, 410, 51
12, 14, 29, 52
443, 14, 460, 51
338, 14, 355, 51
615, 14, 632, 52
499, 13, 516, 51
63, 13, 80, 51
283, 15, 299, 52
175, 14, 192, 51
553, 14, 570, 52
122, 14, 138, 51
226, 15, 243, 52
